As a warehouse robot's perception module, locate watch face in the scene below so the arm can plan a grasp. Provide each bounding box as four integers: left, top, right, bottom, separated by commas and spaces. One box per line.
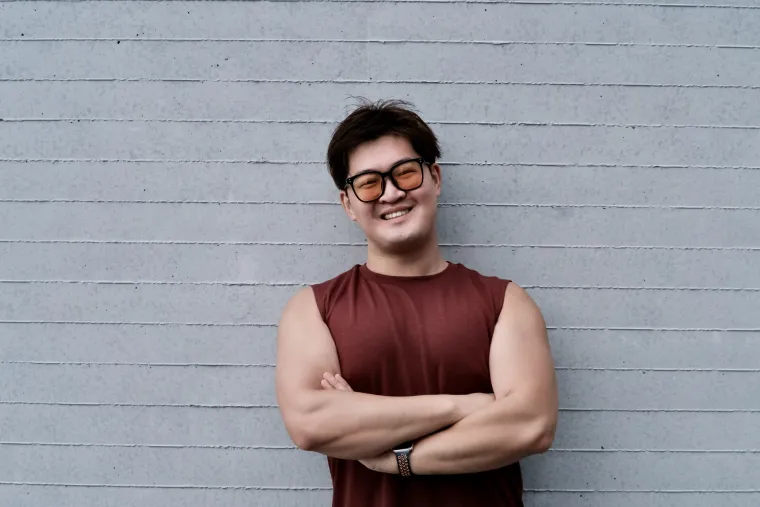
394, 441, 414, 453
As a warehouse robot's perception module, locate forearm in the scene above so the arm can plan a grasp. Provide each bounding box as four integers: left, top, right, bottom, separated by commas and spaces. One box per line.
291, 390, 461, 460
410, 394, 555, 475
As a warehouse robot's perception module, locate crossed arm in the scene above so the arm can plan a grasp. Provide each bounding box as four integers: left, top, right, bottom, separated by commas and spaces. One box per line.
274, 282, 558, 474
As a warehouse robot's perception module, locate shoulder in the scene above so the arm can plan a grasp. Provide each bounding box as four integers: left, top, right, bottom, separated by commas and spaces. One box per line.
302, 265, 361, 322
311, 264, 360, 293
450, 262, 513, 316
280, 266, 357, 314
452, 263, 541, 318
454, 263, 511, 286
500, 282, 546, 334
278, 285, 318, 328
453, 262, 511, 293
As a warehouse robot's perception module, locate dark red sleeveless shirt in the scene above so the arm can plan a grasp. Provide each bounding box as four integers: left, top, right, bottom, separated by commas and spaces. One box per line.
311, 262, 523, 507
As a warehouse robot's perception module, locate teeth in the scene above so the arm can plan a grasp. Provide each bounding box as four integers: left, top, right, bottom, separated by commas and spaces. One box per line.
383, 209, 410, 220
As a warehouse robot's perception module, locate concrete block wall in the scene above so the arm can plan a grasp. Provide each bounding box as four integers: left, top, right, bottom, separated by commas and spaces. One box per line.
1, 1, 758, 505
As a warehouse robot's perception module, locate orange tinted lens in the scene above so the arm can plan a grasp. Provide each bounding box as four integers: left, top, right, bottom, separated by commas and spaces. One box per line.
353, 173, 383, 201
392, 162, 422, 190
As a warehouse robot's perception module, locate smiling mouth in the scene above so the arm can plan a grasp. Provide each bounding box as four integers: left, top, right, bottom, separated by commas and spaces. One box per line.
381, 208, 412, 220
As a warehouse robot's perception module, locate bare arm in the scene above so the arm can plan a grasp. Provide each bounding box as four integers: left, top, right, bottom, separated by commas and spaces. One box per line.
275, 287, 492, 460
359, 282, 558, 475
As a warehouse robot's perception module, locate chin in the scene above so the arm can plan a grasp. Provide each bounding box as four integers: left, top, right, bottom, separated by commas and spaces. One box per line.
373, 229, 428, 253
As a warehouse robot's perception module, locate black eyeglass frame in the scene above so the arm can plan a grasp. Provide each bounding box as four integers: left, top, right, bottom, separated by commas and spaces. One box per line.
344, 157, 428, 203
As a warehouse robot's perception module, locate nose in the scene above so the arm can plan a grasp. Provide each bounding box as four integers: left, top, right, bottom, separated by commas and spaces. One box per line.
378, 176, 406, 203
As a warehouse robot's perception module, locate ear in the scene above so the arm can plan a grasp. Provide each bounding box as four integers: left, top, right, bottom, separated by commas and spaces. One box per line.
339, 190, 358, 222
429, 162, 442, 197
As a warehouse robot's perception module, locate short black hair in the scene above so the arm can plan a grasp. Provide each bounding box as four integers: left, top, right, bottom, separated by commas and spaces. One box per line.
326, 99, 442, 190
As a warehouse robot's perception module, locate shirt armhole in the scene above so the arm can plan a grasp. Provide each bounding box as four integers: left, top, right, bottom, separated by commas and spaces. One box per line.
494, 278, 512, 315
309, 283, 329, 323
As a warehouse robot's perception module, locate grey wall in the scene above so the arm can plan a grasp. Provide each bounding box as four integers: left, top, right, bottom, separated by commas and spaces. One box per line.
1, 1, 759, 506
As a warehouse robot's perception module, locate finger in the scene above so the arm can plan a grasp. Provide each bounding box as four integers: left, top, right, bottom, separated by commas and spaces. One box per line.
323, 372, 342, 389
332, 377, 350, 391
321, 379, 334, 390
335, 374, 354, 391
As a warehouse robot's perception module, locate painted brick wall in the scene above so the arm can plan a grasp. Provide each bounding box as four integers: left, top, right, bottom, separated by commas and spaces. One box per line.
1, 1, 759, 506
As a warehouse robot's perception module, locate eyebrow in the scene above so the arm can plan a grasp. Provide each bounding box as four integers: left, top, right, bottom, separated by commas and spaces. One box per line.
352, 157, 418, 177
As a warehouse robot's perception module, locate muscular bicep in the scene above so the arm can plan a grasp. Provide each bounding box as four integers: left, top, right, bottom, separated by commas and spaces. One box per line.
489, 283, 557, 406
275, 287, 341, 429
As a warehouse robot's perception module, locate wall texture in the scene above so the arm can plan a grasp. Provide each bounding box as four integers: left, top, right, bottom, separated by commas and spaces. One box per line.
1, 1, 759, 506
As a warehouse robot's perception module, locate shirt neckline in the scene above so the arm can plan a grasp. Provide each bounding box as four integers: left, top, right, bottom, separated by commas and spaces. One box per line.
358, 261, 455, 284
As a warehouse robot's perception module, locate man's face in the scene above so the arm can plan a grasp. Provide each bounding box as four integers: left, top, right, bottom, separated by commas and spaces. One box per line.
339, 135, 441, 252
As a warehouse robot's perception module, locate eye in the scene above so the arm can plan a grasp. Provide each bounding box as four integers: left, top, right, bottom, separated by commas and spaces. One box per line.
394, 162, 420, 178
355, 174, 381, 188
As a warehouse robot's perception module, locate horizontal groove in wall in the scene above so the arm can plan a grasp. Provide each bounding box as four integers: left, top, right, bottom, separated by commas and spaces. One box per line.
330, 0, 760, 7
1, 441, 759, 454
527, 489, 760, 494
0, 441, 296, 449
1, 401, 757, 412
2, 240, 760, 251
0, 481, 328, 491
6, 118, 760, 130
1, 320, 758, 331
1, 199, 758, 210
2, 158, 760, 170
4, 38, 760, 49
0, 361, 275, 367
0, 320, 277, 327
2, 361, 759, 372
1, 78, 760, 90
0, 480, 757, 493
3, 280, 760, 291
0, 0, 759, 8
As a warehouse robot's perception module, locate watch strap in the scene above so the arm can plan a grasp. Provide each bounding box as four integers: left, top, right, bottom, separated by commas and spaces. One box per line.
395, 450, 412, 477
392, 442, 414, 477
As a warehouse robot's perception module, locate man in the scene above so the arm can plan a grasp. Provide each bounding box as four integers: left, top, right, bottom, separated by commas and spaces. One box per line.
275, 99, 558, 506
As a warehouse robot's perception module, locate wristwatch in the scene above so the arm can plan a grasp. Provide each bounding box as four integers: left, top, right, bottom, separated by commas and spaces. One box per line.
392, 441, 414, 477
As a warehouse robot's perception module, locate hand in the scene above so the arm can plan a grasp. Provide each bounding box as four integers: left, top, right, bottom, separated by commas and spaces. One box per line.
359, 450, 398, 475
321, 372, 353, 392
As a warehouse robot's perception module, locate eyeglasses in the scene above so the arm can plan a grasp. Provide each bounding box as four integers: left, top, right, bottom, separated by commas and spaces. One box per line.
345, 158, 426, 203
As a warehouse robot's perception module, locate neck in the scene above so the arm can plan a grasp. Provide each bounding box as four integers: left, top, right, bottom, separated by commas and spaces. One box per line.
365, 234, 446, 277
